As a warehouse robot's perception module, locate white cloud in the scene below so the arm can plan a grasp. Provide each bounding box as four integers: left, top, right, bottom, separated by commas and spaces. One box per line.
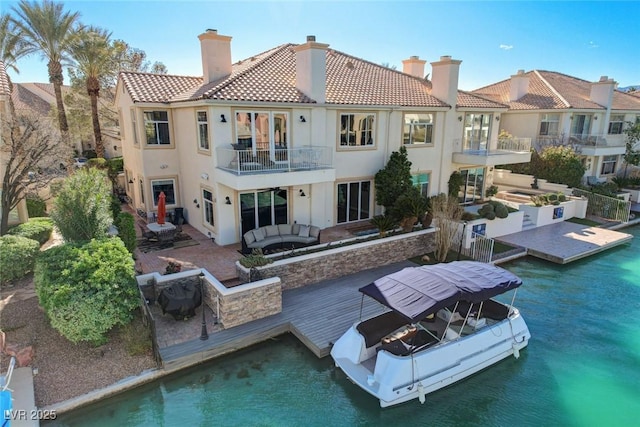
499, 44, 513, 50
588, 41, 599, 49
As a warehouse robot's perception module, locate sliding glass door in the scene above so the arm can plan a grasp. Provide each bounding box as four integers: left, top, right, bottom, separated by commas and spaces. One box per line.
240, 189, 288, 235
458, 168, 485, 205
337, 181, 371, 223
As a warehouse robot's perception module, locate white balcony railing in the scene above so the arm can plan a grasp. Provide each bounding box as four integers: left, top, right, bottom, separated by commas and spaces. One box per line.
534, 134, 625, 150
216, 146, 332, 175
453, 137, 531, 155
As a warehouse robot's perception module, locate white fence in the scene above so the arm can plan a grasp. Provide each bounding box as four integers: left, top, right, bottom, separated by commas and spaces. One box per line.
572, 189, 631, 223
451, 229, 495, 264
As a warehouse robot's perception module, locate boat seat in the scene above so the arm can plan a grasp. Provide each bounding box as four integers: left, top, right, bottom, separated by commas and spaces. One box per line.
357, 311, 409, 348
378, 330, 438, 356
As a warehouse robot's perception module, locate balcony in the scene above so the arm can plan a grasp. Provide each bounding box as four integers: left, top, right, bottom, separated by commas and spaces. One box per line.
215, 146, 335, 191
452, 137, 532, 166
534, 134, 626, 156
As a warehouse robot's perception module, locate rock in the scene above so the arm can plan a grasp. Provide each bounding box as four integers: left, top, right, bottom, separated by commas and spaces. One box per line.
16, 346, 34, 367
421, 255, 431, 262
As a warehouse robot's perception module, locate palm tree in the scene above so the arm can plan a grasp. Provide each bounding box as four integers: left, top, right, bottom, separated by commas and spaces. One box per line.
12, 0, 80, 144
68, 26, 113, 158
0, 12, 28, 76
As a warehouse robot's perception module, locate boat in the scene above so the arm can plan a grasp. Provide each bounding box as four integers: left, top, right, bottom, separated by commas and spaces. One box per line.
330, 261, 530, 407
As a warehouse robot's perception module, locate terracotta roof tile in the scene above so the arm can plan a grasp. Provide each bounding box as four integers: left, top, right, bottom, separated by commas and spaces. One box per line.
12, 84, 51, 115
473, 70, 640, 112
120, 43, 449, 107
457, 91, 507, 109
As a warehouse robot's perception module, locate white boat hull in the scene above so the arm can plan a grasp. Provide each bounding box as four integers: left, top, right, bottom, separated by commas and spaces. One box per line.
331, 308, 530, 407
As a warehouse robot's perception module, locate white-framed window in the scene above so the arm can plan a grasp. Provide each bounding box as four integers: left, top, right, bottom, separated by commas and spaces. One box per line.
608, 114, 625, 135
197, 111, 210, 150
337, 180, 371, 223
202, 188, 214, 227
339, 113, 375, 147
403, 113, 434, 145
144, 111, 170, 145
150, 179, 176, 206
539, 113, 560, 136
601, 155, 617, 175
130, 110, 139, 145
412, 173, 430, 197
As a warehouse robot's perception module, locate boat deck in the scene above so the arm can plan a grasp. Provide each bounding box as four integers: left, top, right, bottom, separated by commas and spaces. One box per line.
159, 261, 416, 372
494, 221, 633, 264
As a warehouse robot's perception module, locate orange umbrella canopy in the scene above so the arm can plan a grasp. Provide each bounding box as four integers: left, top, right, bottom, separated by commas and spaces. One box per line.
157, 191, 166, 225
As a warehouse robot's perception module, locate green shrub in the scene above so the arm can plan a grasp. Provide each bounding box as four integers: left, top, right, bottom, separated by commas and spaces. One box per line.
370, 215, 397, 237
0, 235, 40, 284
461, 211, 478, 221
7, 217, 53, 245
494, 203, 509, 219
485, 211, 496, 220
26, 195, 47, 217
110, 193, 122, 220
240, 249, 273, 268
34, 238, 138, 345
87, 157, 107, 169
50, 168, 113, 243
108, 157, 124, 173
485, 185, 499, 198
115, 212, 136, 253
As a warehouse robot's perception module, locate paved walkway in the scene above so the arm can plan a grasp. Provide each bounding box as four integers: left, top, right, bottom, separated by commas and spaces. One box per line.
495, 221, 633, 264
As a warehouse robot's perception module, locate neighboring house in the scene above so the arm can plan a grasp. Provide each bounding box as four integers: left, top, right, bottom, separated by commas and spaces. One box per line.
473, 70, 640, 182
0, 61, 28, 227
10, 82, 122, 158
115, 31, 529, 245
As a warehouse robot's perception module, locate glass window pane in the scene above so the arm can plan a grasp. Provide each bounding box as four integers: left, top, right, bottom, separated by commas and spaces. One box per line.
274, 189, 288, 224
255, 113, 270, 151
158, 123, 170, 144
337, 183, 347, 223
348, 182, 359, 221
240, 193, 255, 234
359, 181, 370, 219
273, 113, 287, 148
151, 179, 175, 205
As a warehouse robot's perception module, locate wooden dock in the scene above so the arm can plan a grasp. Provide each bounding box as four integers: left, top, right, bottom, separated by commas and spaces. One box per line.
159, 261, 415, 372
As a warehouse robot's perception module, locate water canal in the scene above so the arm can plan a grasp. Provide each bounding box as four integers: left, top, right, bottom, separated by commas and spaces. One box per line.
50, 226, 640, 426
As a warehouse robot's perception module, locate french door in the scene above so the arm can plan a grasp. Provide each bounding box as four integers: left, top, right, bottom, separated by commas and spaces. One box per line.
459, 168, 485, 205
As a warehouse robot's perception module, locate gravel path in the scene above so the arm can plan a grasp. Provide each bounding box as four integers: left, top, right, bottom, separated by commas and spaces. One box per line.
1, 278, 156, 408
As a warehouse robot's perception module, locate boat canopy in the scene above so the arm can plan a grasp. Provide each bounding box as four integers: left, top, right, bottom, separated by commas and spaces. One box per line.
359, 261, 523, 323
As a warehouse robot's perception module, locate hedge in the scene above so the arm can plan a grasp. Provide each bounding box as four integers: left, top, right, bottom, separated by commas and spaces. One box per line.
115, 212, 136, 253
34, 238, 139, 345
0, 235, 40, 284
7, 217, 53, 245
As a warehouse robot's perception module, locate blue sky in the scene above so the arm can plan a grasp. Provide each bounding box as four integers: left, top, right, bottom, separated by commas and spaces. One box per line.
4, 1, 639, 90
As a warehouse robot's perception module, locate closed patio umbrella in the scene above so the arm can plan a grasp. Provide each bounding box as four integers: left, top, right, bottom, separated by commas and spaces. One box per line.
157, 191, 166, 225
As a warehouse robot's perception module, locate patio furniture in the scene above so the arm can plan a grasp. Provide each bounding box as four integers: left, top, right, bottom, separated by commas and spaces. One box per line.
242, 223, 321, 254
139, 224, 158, 241
175, 217, 184, 237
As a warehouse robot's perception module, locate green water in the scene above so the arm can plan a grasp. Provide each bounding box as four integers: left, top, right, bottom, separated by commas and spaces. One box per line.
50, 226, 640, 427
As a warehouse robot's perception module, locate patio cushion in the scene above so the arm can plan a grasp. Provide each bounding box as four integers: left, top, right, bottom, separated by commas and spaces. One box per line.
298, 225, 310, 237
249, 236, 282, 248
244, 231, 256, 245
265, 225, 280, 237
278, 224, 293, 235
309, 226, 320, 239
253, 228, 266, 242
285, 236, 317, 244
292, 223, 300, 235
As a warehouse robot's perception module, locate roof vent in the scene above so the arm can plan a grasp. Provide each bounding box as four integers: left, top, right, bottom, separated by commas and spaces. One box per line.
346, 61, 354, 69
307, 35, 316, 42
206, 29, 217, 33
410, 55, 419, 60
440, 55, 452, 61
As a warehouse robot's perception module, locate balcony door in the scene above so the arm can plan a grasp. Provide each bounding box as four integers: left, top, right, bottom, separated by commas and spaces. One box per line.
235, 111, 289, 163
571, 114, 592, 138
240, 188, 289, 235
463, 113, 492, 152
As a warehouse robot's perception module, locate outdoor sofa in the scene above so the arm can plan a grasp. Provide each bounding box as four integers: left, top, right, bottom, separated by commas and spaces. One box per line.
242, 223, 321, 254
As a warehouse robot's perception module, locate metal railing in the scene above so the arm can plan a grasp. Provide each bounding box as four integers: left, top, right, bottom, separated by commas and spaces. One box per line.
572, 188, 632, 223
217, 146, 332, 175
451, 229, 495, 264
534, 134, 625, 150
453, 137, 531, 155
138, 288, 162, 366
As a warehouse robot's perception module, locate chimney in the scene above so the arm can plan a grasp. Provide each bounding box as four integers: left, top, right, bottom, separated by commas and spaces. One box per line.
198, 29, 232, 84
402, 56, 426, 78
430, 55, 461, 106
509, 70, 529, 101
590, 75, 616, 106
292, 35, 329, 103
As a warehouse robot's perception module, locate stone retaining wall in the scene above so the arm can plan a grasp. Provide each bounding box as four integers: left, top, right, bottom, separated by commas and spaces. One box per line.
237, 229, 436, 290
136, 270, 282, 330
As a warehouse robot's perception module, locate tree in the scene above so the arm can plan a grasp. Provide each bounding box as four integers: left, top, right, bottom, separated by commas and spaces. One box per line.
50, 167, 112, 243
0, 12, 28, 76
0, 113, 69, 235
67, 26, 113, 158
622, 117, 640, 178
12, 0, 80, 146
430, 194, 464, 262
374, 146, 413, 211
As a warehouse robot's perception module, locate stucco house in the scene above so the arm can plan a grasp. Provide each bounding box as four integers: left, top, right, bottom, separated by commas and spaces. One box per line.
472, 70, 640, 183
115, 30, 531, 246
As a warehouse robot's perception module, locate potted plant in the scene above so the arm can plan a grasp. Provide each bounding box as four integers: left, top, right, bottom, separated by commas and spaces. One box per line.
370, 215, 397, 237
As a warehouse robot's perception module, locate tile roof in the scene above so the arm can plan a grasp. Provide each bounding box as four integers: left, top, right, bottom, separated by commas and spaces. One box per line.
12, 84, 51, 115
0, 61, 9, 96
120, 44, 451, 108
472, 70, 640, 111
457, 91, 507, 109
